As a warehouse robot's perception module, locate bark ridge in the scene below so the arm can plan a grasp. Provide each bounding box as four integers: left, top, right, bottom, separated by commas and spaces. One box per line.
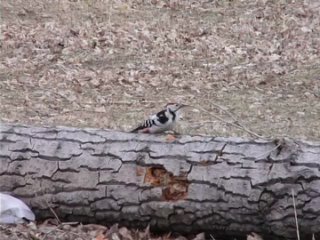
0, 124, 320, 239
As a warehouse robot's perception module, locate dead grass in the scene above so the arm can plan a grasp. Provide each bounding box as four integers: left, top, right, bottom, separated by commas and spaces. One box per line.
0, 0, 319, 140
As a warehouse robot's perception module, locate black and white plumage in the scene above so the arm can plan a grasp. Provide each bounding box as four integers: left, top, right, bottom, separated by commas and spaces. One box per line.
131, 103, 187, 134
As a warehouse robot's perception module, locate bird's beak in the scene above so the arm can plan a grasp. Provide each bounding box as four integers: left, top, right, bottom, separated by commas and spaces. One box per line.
176, 104, 189, 111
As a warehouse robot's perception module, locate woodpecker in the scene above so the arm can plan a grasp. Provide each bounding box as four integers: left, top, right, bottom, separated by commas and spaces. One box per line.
130, 103, 188, 134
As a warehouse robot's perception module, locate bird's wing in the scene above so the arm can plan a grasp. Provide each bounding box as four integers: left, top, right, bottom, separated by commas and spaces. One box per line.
130, 110, 166, 133
155, 110, 169, 124
149, 112, 159, 120
130, 117, 156, 133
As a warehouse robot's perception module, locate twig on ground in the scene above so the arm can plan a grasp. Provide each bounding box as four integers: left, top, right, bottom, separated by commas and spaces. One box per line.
292, 189, 300, 240
48, 206, 61, 225
255, 138, 285, 159
41, 195, 61, 225
210, 234, 216, 240
61, 222, 79, 226
41, 226, 60, 240
195, 105, 268, 139
255, 143, 282, 159
55, 228, 85, 239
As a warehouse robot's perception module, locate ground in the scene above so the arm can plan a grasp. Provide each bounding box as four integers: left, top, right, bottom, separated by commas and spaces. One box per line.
0, 222, 213, 240
0, 0, 320, 239
0, 0, 319, 140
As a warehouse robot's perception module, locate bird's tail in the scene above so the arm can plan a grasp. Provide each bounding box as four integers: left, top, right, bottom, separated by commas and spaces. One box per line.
130, 125, 145, 133
130, 127, 140, 133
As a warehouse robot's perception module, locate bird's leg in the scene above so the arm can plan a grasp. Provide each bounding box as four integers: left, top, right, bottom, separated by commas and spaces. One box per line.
165, 130, 181, 136
165, 130, 182, 142
172, 130, 181, 135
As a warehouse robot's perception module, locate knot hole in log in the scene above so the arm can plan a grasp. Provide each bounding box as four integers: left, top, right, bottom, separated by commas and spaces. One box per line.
144, 166, 189, 201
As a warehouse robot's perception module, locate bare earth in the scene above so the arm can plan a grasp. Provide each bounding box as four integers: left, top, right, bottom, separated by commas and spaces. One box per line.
0, 0, 320, 140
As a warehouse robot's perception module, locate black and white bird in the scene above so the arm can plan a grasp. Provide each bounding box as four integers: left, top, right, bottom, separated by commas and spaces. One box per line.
130, 103, 188, 134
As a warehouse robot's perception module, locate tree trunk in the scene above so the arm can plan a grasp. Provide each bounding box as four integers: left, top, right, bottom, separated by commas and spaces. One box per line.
0, 124, 320, 239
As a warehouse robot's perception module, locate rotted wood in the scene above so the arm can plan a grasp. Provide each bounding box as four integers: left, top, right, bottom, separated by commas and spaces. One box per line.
0, 124, 320, 239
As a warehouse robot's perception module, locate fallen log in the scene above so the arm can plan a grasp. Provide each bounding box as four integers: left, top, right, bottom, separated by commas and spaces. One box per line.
0, 123, 319, 239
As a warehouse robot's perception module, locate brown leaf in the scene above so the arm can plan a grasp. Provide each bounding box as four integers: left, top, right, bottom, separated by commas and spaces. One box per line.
247, 232, 264, 240
192, 233, 205, 240
106, 224, 119, 238
118, 227, 133, 240
95, 232, 108, 240
138, 225, 150, 240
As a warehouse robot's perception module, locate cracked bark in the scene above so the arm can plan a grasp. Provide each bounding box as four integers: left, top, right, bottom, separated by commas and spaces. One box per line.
0, 124, 320, 239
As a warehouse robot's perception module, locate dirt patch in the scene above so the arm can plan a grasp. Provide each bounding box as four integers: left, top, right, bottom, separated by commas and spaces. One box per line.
0, 0, 319, 140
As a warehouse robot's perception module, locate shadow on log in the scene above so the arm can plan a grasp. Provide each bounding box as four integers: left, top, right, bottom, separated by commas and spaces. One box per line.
0, 124, 320, 239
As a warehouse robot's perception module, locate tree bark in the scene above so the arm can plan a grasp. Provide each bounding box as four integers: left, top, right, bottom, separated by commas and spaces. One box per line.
0, 124, 320, 239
